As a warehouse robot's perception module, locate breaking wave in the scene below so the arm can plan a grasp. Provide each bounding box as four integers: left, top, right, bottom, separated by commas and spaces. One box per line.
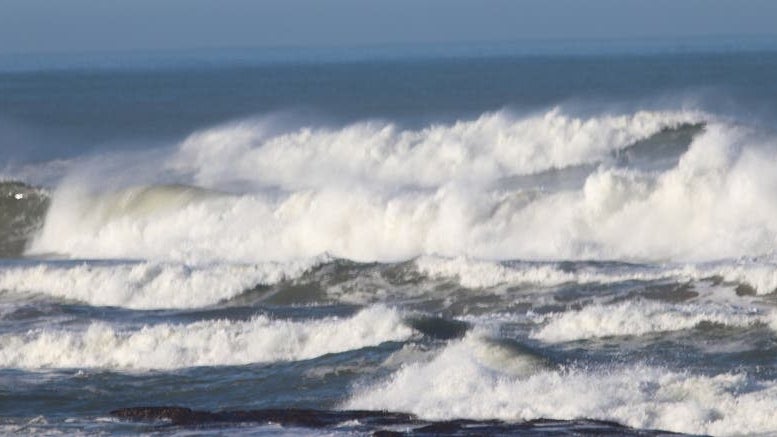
12, 107, 777, 264
168, 108, 705, 189
346, 333, 777, 436
0, 257, 323, 309
413, 255, 777, 295
530, 300, 766, 342
0, 305, 412, 370
4, 254, 777, 310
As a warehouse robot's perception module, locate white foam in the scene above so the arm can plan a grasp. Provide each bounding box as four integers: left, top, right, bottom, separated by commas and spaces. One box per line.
414, 256, 572, 288
415, 255, 777, 298
0, 259, 321, 309
346, 334, 777, 436
0, 306, 413, 370
170, 108, 704, 190
27, 111, 777, 264
413, 255, 681, 288
563, 124, 777, 261
530, 300, 763, 342
706, 260, 777, 295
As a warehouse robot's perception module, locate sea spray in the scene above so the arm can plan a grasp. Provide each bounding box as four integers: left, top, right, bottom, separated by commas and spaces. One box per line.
27, 117, 777, 263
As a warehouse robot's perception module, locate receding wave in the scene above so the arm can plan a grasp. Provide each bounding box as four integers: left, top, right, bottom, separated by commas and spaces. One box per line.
0, 305, 412, 370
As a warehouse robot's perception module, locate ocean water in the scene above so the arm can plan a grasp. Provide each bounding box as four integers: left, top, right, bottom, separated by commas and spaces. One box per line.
2, 45, 777, 435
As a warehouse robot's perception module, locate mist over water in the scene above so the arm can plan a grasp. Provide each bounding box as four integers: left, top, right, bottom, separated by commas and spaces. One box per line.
20, 107, 777, 265
3, 49, 777, 435
2, 50, 776, 164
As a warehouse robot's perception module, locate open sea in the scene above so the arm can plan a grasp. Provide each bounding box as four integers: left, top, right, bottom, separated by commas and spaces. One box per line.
2, 43, 777, 435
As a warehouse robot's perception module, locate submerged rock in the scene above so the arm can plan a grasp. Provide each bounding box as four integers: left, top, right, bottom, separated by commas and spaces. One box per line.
110, 406, 697, 436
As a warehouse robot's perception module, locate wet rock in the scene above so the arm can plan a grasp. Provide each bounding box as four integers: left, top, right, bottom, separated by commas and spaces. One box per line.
110, 406, 416, 427
735, 283, 757, 296
111, 407, 699, 435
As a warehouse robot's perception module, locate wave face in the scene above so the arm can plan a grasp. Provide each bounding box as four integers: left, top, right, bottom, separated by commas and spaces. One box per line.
168, 108, 704, 189
28, 107, 769, 264
0, 182, 49, 258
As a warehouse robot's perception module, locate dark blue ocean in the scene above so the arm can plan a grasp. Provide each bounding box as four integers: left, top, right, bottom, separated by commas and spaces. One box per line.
2, 43, 777, 435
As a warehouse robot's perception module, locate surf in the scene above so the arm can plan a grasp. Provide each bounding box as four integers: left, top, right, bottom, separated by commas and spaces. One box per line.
17, 107, 777, 265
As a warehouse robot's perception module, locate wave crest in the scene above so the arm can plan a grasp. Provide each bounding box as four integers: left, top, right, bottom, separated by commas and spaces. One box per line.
169, 108, 706, 189
346, 334, 777, 436
0, 305, 412, 370
27, 108, 777, 264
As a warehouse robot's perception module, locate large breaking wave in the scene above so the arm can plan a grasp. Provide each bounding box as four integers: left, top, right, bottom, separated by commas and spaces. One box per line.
345, 333, 777, 436
6, 106, 776, 264
6, 104, 777, 437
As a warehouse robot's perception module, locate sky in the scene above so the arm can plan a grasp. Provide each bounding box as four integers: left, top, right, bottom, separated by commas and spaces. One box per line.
1, 0, 776, 55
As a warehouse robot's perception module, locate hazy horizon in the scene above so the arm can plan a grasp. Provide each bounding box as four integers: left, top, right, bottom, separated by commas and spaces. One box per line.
2, 0, 776, 56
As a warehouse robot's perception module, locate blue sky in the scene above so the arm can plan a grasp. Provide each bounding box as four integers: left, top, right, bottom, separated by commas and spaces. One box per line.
1, 0, 776, 55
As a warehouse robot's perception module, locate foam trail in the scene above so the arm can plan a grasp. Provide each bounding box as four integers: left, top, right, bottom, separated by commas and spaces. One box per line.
413, 256, 682, 288
530, 300, 763, 342
0, 306, 412, 370
0, 258, 322, 309
346, 334, 777, 436
414, 255, 777, 295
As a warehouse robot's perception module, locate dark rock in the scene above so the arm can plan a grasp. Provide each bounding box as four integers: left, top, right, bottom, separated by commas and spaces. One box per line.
372, 431, 405, 437
643, 282, 698, 302
407, 316, 470, 340
110, 407, 702, 435
110, 406, 416, 427
735, 283, 757, 296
